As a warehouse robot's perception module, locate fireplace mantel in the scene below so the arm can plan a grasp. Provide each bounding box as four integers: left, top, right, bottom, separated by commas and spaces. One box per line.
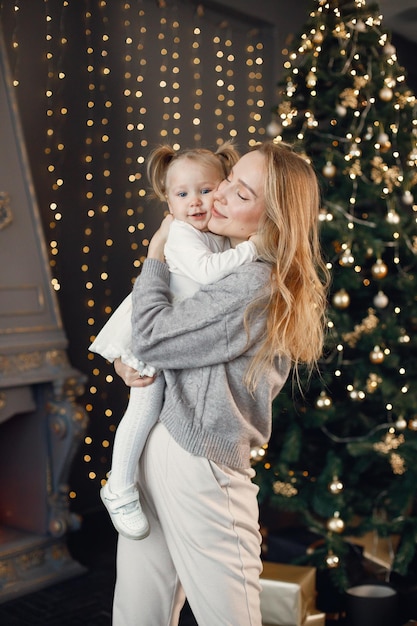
0, 27, 88, 602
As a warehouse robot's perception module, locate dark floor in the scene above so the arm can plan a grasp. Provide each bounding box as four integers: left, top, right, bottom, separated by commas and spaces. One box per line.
0, 510, 198, 626
1, 512, 415, 625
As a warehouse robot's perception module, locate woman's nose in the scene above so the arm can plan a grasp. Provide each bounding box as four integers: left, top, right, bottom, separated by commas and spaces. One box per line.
214, 180, 226, 202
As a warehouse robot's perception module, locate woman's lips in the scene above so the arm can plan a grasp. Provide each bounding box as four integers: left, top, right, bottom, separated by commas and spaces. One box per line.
211, 206, 226, 219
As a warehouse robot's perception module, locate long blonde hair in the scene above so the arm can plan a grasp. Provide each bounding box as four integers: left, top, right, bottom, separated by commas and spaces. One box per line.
147, 142, 240, 200
245, 141, 329, 390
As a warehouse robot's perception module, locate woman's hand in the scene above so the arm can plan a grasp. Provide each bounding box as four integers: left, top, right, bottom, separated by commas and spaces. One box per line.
114, 357, 155, 388
147, 214, 174, 261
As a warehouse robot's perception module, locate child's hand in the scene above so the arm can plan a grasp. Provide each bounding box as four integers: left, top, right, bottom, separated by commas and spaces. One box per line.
158, 213, 174, 240
114, 358, 156, 388
147, 214, 173, 261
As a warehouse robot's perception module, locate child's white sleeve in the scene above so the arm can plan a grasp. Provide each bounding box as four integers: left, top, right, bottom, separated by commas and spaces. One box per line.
164, 220, 257, 285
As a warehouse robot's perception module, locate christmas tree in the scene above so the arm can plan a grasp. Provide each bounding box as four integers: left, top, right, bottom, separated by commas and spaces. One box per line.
255, 0, 417, 590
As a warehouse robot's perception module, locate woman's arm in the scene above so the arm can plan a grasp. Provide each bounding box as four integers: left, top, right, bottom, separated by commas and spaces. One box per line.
131, 258, 270, 370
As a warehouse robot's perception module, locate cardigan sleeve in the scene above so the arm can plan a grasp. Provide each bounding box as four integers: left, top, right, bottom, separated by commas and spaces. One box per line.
131, 258, 270, 370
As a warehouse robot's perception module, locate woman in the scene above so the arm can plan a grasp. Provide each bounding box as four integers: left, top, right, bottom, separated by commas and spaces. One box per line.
113, 141, 329, 626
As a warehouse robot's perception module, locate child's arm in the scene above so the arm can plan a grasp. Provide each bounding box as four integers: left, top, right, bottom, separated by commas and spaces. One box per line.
164, 219, 257, 285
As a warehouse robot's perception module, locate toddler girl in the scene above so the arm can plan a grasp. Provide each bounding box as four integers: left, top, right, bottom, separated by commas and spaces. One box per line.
89, 142, 257, 539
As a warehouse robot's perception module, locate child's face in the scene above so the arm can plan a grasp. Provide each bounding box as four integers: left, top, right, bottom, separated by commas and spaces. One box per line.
165, 158, 222, 232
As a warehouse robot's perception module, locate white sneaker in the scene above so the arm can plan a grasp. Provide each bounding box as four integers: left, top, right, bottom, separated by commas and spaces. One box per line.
100, 481, 150, 540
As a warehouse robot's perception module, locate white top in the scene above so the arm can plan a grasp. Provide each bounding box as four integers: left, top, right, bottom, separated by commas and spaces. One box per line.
165, 219, 257, 300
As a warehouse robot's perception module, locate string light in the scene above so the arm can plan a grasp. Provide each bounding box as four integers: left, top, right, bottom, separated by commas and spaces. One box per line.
191, 9, 203, 144
43, 0, 69, 291
213, 26, 227, 141
125, 2, 151, 277
246, 30, 266, 144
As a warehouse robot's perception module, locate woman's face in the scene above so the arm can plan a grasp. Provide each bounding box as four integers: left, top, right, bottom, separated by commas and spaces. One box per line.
208, 150, 265, 247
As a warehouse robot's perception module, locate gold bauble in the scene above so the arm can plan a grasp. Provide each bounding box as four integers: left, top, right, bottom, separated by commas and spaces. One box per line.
328, 477, 344, 494
250, 446, 266, 462
369, 345, 384, 364
379, 134, 392, 153
325, 551, 340, 568
327, 512, 345, 534
395, 417, 407, 430
336, 103, 347, 117
383, 43, 396, 57
313, 31, 324, 45
373, 291, 388, 309
349, 388, 365, 401
319, 208, 333, 222
371, 258, 388, 279
408, 418, 417, 431
322, 161, 336, 178
306, 71, 317, 89
332, 288, 350, 309
266, 120, 282, 137
315, 390, 332, 409
339, 248, 354, 267
379, 86, 393, 101
386, 210, 400, 224
402, 190, 414, 205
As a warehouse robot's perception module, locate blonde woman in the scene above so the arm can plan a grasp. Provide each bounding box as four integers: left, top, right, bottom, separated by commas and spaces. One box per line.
113, 141, 329, 626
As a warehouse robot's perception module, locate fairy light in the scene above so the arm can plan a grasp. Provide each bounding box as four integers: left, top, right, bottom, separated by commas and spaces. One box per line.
246, 30, 266, 145
43, 0, 68, 291
170, 8, 181, 146
87, 0, 122, 483
83, 3, 100, 480
191, 8, 204, 144
158, 5, 171, 142
213, 30, 224, 140
223, 28, 237, 142
213, 22, 241, 143
123, 1, 148, 274
9, 1, 20, 86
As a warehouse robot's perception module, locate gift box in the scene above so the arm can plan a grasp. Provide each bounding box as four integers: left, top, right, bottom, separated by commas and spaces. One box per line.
260, 562, 320, 626
347, 530, 400, 572
265, 527, 364, 615
305, 610, 326, 625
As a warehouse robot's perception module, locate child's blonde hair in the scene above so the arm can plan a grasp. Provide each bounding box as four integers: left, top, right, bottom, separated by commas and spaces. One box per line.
147, 142, 239, 200
245, 141, 329, 390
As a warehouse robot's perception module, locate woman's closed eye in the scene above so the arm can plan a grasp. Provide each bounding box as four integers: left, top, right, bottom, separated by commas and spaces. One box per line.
225, 177, 249, 201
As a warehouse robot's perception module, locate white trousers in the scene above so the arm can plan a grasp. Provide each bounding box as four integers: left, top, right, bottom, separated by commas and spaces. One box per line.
112, 421, 263, 626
